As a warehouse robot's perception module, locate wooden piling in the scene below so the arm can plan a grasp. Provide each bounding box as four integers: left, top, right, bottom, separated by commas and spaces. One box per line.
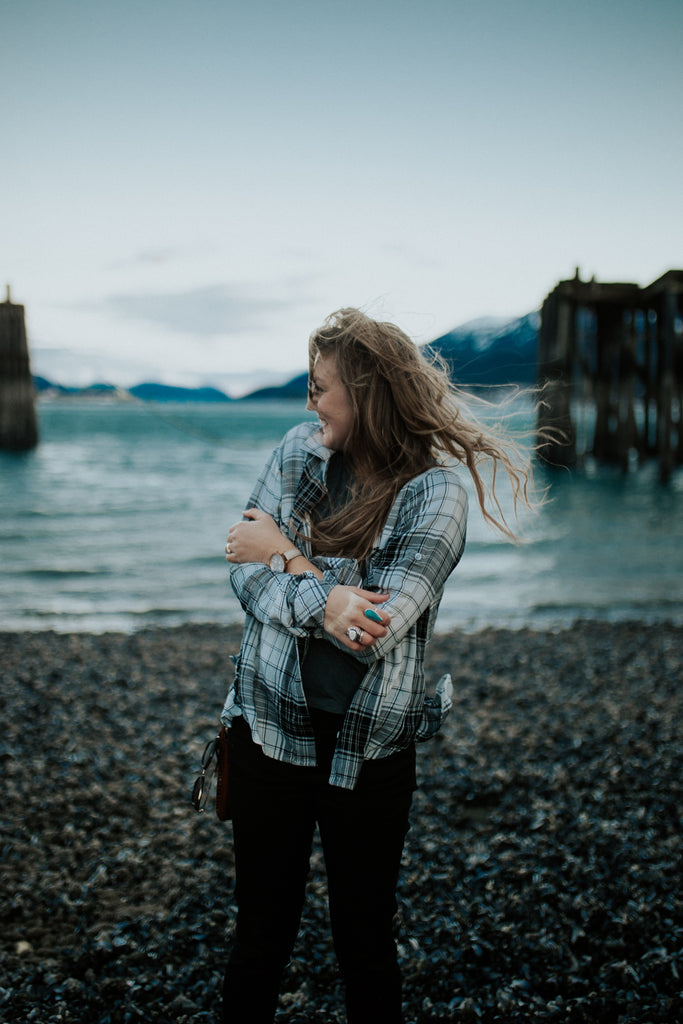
537, 270, 683, 479
0, 287, 39, 451
537, 283, 577, 467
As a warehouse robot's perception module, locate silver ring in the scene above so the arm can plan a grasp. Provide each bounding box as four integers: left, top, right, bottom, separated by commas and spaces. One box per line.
346, 626, 364, 643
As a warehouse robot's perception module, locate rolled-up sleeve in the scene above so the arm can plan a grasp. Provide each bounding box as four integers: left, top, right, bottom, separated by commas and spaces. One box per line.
350, 468, 467, 662
230, 563, 340, 635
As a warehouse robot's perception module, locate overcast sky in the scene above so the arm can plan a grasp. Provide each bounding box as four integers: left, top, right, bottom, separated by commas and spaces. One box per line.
3, 0, 681, 392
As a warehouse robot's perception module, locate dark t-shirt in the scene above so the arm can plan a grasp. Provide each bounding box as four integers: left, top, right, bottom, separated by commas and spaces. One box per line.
300, 452, 367, 714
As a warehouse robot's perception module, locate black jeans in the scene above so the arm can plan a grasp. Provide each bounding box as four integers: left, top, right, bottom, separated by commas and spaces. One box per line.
222, 712, 416, 1024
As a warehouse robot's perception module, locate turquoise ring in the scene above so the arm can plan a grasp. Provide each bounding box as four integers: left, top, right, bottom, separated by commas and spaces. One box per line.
364, 608, 383, 623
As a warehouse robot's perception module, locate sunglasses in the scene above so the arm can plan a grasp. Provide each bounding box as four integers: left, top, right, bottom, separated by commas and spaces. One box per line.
191, 736, 218, 812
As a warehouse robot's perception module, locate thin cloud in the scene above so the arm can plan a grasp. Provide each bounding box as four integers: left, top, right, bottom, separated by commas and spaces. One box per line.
107, 247, 182, 271
104, 284, 293, 336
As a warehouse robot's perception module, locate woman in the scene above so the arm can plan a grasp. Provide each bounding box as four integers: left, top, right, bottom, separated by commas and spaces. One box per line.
221, 308, 535, 1024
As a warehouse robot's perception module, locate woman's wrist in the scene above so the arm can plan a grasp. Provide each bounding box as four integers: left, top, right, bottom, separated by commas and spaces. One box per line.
281, 550, 323, 579
267, 547, 301, 572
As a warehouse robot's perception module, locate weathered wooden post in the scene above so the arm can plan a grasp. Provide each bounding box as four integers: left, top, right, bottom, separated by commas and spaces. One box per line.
0, 286, 39, 451
538, 270, 683, 476
537, 277, 577, 466
657, 290, 677, 483
593, 304, 624, 465
643, 271, 683, 482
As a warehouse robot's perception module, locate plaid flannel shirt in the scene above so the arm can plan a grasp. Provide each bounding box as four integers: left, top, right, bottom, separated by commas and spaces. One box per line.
221, 421, 468, 789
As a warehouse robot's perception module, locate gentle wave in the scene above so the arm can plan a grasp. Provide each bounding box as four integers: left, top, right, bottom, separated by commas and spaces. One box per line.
1, 398, 682, 633
21, 567, 110, 579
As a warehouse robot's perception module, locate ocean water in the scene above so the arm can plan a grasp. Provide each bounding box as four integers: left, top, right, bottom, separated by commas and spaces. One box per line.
1, 396, 682, 634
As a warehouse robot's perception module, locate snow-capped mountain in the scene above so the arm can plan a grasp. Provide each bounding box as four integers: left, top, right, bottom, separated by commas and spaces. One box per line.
424, 311, 540, 386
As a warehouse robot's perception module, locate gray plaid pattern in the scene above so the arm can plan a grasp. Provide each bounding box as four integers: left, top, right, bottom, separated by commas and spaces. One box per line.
221, 422, 468, 789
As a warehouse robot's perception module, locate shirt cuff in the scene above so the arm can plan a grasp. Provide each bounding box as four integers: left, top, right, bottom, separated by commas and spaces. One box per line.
289, 569, 343, 629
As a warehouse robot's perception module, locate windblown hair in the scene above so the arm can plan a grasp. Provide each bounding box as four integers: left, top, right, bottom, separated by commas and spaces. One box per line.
308, 308, 537, 561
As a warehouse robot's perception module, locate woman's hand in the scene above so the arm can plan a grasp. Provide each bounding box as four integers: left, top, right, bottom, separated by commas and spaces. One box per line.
225, 508, 289, 565
324, 586, 391, 651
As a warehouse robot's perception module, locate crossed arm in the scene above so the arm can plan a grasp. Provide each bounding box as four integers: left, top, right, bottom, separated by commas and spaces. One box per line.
225, 508, 391, 652
225, 464, 467, 660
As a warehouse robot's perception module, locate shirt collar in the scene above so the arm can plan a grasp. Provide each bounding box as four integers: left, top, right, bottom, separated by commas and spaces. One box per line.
302, 425, 335, 464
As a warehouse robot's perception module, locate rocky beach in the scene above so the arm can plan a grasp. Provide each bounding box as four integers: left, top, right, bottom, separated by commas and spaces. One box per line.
1, 620, 681, 1023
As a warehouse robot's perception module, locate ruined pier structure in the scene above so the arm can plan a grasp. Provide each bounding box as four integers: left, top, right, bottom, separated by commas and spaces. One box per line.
0, 287, 39, 451
537, 269, 683, 480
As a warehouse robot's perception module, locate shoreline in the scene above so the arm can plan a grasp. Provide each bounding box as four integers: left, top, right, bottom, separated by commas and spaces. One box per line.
2, 619, 681, 1023
1, 610, 681, 638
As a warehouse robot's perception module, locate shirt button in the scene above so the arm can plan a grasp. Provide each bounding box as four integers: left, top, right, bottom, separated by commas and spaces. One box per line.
414, 552, 422, 561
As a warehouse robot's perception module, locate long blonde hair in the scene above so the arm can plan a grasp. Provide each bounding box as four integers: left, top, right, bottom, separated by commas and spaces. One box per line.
308, 308, 536, 561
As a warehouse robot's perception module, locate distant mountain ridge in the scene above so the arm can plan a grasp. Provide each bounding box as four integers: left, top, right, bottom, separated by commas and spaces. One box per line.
129, 383, 232, 403
244, 373, 309, 401
425, 311, 540, 386
32, 378, 234, 402
33, 311, 540, 400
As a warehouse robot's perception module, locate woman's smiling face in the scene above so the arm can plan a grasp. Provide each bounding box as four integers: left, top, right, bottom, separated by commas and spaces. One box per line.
306, 354, 354, 451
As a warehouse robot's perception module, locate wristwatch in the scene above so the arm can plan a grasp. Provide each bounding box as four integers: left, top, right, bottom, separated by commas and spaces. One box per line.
268, 548, 301, 572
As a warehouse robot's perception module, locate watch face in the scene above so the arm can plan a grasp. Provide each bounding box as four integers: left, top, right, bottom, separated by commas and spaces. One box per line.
269, 552, 285, 572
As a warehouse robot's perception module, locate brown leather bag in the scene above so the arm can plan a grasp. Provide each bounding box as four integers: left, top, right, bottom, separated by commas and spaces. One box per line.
215, 725, 231, 821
